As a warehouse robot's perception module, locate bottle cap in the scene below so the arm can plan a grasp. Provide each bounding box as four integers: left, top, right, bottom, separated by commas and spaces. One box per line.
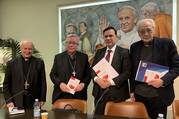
158, 113, 164, 117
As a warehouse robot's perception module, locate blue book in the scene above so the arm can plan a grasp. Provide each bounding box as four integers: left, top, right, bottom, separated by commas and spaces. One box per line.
135, 60, 169, 83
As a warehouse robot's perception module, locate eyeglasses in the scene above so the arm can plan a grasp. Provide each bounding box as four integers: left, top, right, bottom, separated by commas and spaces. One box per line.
139, 28, 153, 34
66, 41, 78, 45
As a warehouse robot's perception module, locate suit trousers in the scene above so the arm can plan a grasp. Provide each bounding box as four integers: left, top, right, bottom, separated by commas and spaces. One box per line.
135, 93, 167, 119
94, 93, 126, 115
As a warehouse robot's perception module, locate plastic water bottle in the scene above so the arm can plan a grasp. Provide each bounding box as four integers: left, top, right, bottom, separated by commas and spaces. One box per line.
157, 113, 164, 119
33, 99, 40, 119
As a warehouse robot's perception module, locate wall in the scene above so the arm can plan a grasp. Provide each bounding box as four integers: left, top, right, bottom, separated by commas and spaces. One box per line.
0, 0, 2, 37
0, 0, 178, 116
0, 0, 96, 110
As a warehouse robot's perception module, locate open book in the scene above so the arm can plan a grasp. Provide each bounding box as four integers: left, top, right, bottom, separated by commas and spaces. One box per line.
8, 107, 25, 115
92, 58, 119, 82
135, 60, 169, 83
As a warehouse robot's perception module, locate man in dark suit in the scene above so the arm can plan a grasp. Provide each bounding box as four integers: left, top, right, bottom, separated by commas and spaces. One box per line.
50, 34, 91, 104
130, 18, 179, 119
3, 40, 47, 109
91, 26, 131, 114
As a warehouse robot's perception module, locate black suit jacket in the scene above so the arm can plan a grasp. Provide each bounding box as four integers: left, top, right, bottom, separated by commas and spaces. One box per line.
91, 46, 131, 100
3, 56, 47, 107
130, 37, 179, 106
50, 51, 91, 103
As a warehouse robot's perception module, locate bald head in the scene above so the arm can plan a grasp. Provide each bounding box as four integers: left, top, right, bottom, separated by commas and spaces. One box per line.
20, 40, 34, 60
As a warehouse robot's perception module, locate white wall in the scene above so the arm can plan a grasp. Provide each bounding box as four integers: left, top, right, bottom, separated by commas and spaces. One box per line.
0, 0, 96, 110
0, 0, 178, 117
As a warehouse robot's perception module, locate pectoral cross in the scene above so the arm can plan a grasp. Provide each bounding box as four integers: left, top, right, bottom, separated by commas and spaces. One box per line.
72, 71, 76, 77
24, 81, 29, 90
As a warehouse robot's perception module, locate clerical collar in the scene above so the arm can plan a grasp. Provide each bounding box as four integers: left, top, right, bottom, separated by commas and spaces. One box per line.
67, 52, 76, 60
143, 40, 153, 47
21, 55, 32, 61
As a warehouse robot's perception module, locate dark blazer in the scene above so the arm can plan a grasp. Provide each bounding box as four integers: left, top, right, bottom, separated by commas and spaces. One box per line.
91, 46, 131, 100
3, 56, 47, 107
50, 51, 91, 103
130, 37, 179, 106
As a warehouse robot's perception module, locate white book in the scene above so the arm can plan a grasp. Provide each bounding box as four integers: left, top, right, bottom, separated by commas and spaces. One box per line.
67, 76, 80, 94
8, 107, 25, 115
93, 58, 119, 82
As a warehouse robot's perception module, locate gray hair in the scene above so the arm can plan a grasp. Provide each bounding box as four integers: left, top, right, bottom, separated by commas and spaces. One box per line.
137, 18, 156, 31
141, 2, 160, 13
118, 5, 138, 18
20, 40, 34, 48
65, 34, 79, 44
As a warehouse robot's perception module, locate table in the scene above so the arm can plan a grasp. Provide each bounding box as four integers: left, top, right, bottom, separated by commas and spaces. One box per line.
0, 109, 148, 119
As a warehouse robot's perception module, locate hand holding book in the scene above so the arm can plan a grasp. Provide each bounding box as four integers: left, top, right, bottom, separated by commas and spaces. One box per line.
147, 77, 165, 88
67, 76, 80, 94
135, 60, 169, 87
93, 58, 119, 85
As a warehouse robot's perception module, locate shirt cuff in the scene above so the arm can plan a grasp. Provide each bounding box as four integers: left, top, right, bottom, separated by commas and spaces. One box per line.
94, 76, 99, 82
109, 79, 115, 86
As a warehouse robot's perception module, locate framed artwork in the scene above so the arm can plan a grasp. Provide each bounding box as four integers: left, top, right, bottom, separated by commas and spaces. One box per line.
58, 0, 176, 59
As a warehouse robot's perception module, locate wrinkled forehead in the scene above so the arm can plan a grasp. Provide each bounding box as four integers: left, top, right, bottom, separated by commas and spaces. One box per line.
21, 41, 33, 48
139, 22, 154, 30
66, 36, 79, 42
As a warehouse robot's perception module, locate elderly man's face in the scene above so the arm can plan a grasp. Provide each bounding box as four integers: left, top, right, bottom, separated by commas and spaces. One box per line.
118, 9, 137, 33
20, 42, 33, 59
138, 21, 155, 43
66, 36, 79, 54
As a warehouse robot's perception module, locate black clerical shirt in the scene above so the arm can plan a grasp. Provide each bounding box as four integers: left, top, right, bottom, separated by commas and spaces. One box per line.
135, 44, 158, 97
22, 57, 31, 78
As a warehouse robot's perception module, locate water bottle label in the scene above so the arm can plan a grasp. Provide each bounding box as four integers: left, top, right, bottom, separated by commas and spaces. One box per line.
34, 109, 40, 117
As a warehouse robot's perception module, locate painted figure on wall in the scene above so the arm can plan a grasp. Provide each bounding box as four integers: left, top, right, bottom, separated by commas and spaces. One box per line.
141, 1, 172, 39
116, 5, 141, 49
79, 21, 93, 61
62, 23, 78, 51
60, 0, 173, 62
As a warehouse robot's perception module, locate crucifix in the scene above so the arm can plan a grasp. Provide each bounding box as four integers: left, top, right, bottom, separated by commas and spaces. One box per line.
24, 81, 29, 90
72, 71, 76, 77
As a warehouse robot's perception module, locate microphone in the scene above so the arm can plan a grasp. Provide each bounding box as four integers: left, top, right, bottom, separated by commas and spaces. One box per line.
88, 88, 109, 119
1, 90, 26, 109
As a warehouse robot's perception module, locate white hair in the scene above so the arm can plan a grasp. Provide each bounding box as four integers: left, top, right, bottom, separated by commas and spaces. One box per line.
118, 5, 138, 18
137, 18, 156, 31
65, 34, 79, 44
20, 40, 34, 48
